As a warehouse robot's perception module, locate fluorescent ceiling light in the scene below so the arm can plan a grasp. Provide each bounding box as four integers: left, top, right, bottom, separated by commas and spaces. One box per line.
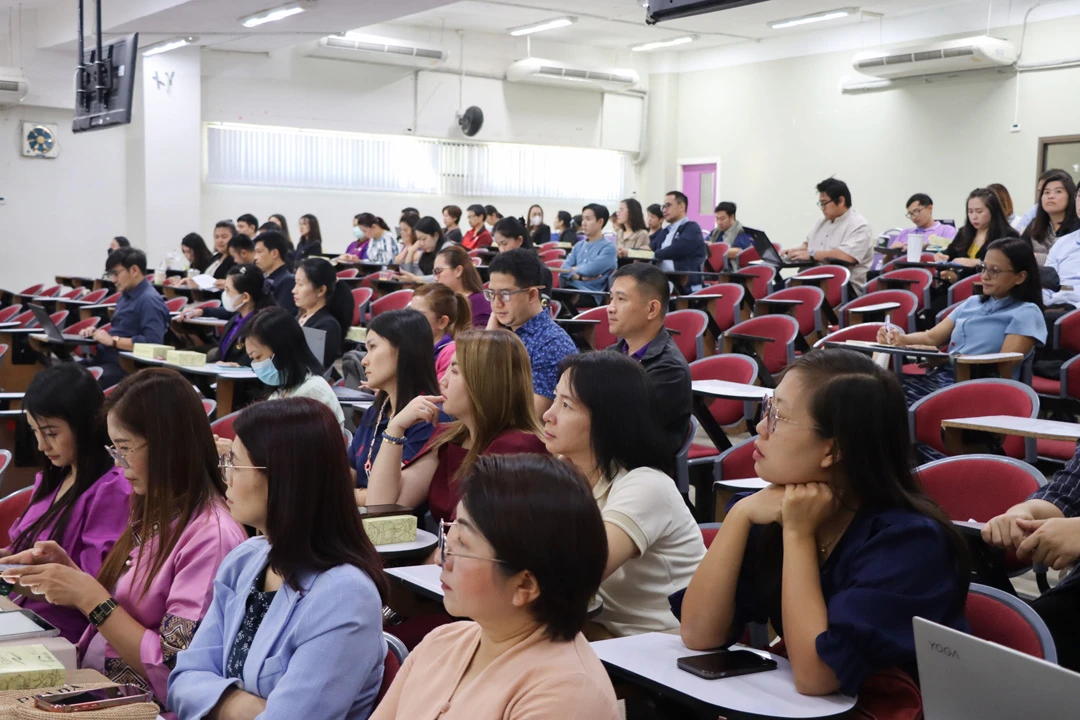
142, 36, 198, 56
631, 35, 696, 52
240, 0, 315, 29
769, 7, 858, 30
508, 16, 576, 36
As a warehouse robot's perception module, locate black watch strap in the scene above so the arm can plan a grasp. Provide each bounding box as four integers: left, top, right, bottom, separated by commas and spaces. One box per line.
88, 597, 118, 627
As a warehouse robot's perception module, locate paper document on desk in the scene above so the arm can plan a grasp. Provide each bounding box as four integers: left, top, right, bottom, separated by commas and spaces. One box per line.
192, 274, 217, 290
956, 352, 1024, 362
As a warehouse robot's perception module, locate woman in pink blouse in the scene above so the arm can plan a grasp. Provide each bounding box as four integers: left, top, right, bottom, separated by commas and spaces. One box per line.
4, 364, 131, 643
2, 368, 247, 711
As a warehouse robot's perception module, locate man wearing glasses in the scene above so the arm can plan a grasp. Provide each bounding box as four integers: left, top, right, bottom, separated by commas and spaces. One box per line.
891, 193, 957, 252
651, 190, 707, 293
486, 249, 577, 415
783, 177, 874, 293
79, 247, 170, 388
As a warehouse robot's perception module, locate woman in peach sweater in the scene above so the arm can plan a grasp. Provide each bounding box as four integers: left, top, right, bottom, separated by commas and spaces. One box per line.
372, 454, 618, 719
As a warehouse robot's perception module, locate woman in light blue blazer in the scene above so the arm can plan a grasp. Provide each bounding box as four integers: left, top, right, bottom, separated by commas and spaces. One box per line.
168, 398, 389, 720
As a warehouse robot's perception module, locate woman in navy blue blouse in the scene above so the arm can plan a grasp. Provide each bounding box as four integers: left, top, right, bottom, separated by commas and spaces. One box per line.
680, 349, 969, 698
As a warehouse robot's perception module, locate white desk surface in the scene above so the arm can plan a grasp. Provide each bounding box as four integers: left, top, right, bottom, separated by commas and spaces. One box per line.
0, 598, 77, 669
691, 380, 772, 400
387, 563, 444, 598
0, 322, 21, 329
121, 352, 257, 379
848, 301, 901, 313
940, 415, 1080, 442
376, 529, 438, 558
591, 632, 855, 718
178, 316, 228, 327
790, 273, 834, 281
715, 478, 769, 491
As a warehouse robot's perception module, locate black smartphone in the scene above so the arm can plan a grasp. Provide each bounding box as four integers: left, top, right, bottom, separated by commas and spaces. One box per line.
676, 649, 778, 680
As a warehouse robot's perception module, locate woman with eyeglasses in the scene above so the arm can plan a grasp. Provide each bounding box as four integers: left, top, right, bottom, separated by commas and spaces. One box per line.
169, 398, 388, 720
371, 454, 618, 719
879, 237, 1046, 407
365, 329, 548, 524
2, 364, 131, 644
0, 369, 247, 709
434, 245, 491, 328
678, 350, 969, 701
410, 283, 471, 380
542, 353, 704, 639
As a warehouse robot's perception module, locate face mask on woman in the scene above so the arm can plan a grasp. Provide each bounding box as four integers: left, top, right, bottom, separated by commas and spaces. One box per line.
221, 291, 243, 313
251, 356, 283, 386
353, 226, 364, 239
531, 215, 542, 227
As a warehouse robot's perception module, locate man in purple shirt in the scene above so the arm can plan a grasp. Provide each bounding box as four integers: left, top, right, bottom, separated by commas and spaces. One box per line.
891, 193, 958, 251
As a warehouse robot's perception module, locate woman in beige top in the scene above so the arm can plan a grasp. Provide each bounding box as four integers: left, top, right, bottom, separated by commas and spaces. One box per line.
614, 197, 651, 258
372, 454, 618, 720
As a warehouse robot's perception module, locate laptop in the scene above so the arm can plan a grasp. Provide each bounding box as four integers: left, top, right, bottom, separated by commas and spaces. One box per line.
744, 228, 814, 269
915, 617, 1080, 719
28, 304, 96, 345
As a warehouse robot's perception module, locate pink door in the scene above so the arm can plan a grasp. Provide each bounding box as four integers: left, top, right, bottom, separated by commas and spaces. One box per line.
681, 163, 717, 231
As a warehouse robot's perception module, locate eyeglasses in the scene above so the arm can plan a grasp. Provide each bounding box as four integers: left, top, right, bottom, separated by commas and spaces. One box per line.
105, 443, 146, 469
432, 266, 448, 278
438, 520, 507, 566
483, 287, 536, 304
905, 207, 927, 219
816, 200, 835, 209
218, 453, 267, 479
979, 264, 1015, 279
662, 202, 674, 209
760, 395, 816, 435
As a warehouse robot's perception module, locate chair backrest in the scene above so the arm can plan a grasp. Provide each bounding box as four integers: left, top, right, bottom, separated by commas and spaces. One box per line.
760, 286, 825, 337
690, 283, 743, 333
575, 306, 618, 350
539, 249, 565, 261
164, 297, 188, 313
909, 379, 1039, 460
546, 299, 561, 318
81, 288, 109, 304
11, 310, 35, 328
796, 265, 851, 308
866, 268, 934, 310
738, 265, 776, 300
0, 304, 23, 323
717, 436, 758, 483
936, 300, 962, 325
539, 241, 560, 251
336, 268, 359, 279
376, 638, 403, 705
735, 245, 760, 269
706, 242, 730, 272
62, 287, 86, 300
18, 284, 43, 297
948, 274, 981, 306
664, 309, 709, 362
546, 265, 561, 289
101, 292, 121, 305
916, 455, 1045, 523
0, 486, 32, 540
965, 583, 1057, 662
66, 317, 101, 335
880, 253, 937, 275
726, 315, 799, 374
813, 322, 885, 349
673, 417, 697, 494
351, 287, 374, 326
0, 345, 7, 365
699, 522, 722, 549
0, 451, 12, 489
371, 289, 414, 317
201, 399, 217, 418
210, 410, 243, 440
838, 289, 919, 332
39, 285, 62, 298
49, 310, 69, 330
689, 355, 759, 427
1051, 307, 1080, 354
86, 366, 104, 380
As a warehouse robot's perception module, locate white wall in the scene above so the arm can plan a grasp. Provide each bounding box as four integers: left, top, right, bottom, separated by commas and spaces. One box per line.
644, 13, 1080, 247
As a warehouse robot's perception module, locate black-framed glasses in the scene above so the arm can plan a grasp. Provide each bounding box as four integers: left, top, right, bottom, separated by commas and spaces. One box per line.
816, 199, 835, 209
483, 287, 536, 304
438, 520, 507, 566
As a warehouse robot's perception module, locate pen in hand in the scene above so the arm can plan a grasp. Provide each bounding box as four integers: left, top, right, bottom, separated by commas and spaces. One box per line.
884, 316, 895, 346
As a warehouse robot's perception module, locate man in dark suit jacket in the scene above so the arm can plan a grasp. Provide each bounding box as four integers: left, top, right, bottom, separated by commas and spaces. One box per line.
651, 190, 708, 292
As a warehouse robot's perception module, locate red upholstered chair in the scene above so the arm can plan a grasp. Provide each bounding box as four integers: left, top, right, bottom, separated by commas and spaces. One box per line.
794, 264, 851, 309
17, 284, 43, 297
42, 310, 69, 330
61, 287, 87, 300
948, 274, 981, 305
738, 265, 775, 301
574, 306, 618, 350
879, 253, 936, 275
813, 322, 885, 349
351, 287, 374, 326
65, 317, 101, 336
686, 354, 759, 474
757, 286, 825, 340
10, 310, 35, 328
715, 436, 758, 488
39, 285, 62, 298
202, 399, 218, 418
699, 523, 722, 549
86, 367, 104, 381
336, 268, 359, 279
837, 289, 919, 332
546, 299, 561, 318
865, 268, 933, 311
101, 292, 121, 305
734, 245, 760, 269
376, 632, 409, 705
724, 315, 799, 383
539, 242, 560, 251
705, 242, 730, 273
0, 486, 32, 540
80, 289, 109, 304
539, 249, 566, 262
165, 297, 188, 313
687, 284, 743, 335
371, 290, 414, 318
664, 310, 709, 363
908, 379, 1039, 462
210, 410, 243, 441
0, 305, 23, 324
965, 583, 1057, 661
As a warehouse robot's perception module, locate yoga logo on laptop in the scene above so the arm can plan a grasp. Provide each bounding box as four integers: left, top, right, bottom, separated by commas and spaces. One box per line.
928, 642, 959, 659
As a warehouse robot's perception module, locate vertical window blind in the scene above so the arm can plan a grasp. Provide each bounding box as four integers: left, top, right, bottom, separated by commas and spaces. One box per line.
205, 123, 629, 201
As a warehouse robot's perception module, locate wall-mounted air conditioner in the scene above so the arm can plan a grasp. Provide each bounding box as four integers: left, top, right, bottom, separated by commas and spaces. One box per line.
0, 68, 29, 105
313, 35, 448, 69
505, 58, 640, 92
852, 36, 1016, 80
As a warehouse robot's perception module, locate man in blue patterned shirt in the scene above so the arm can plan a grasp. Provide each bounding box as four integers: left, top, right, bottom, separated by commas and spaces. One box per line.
487, 249, 577, 416
983, 443, 1080, 671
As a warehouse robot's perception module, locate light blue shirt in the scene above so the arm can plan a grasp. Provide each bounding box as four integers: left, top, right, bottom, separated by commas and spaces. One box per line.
1044, 228, 1080, 307
658, 217, 687, 272
947, 295, 1046, 378
168, 537, 385, 720
1013, 203, 1039, 234
561, 237, 617, 291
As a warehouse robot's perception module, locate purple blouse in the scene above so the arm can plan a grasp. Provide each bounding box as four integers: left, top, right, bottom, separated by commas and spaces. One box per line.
7, 468, 131, 643
468, 291, 492, 328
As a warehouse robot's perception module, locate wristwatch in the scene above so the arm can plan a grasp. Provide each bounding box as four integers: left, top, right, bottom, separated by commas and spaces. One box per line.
111, 336, 118, 348
88, 597, 118, 626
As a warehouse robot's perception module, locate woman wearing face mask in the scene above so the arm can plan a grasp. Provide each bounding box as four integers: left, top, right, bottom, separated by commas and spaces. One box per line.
351, 310, 445, 505
336, 214, 399, 266
397, 216, 447, 284
340, 214, 371, 261
293, 258, 353, 367
179, 264, 273, 366
1022, 170, 1079, 266
3, 365, 131, 644
168, 398, 389, 720
410, 283, 471, 380
0, 369, 247, 710
935, 188, 1019, 267
243, 307, 345, 431
527, 204, 551, 247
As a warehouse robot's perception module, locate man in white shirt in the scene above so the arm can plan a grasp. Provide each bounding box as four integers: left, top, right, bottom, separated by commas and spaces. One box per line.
1044, 224, 1080, 309
783, 177, 874, 293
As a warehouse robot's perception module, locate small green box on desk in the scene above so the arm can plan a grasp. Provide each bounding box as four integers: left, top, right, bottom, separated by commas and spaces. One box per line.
0, 645, 65, 690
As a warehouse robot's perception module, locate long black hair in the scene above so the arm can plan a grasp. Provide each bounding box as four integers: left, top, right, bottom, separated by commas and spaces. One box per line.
243, 307, 324, 391
181, 233, 214, 272
299, 213, 323, 245
367, 309, 439, 413
1024, 170, 1078, 244
355, 213, 391, 232
981, 237, 1043, 308
558, 352, 674, 478
494, 216, 534, 250
948, 188, 1018, 259
13, 365, 114, 553
298, 257, 353, 341
621, 198, 648, 233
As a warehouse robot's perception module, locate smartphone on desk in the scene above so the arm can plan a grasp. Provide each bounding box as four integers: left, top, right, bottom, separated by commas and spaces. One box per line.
35, 684, 152, 712
677, 649, 778, 680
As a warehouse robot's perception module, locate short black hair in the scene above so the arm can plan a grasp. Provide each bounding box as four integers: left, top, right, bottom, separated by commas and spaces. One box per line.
715, 201, 737, 216
401, 207, 419, 216
467, 204, 486, 218
462, 454, 607, 642
112, 236, 130, 248
489, 248, 545, 289
237, 213, 259, 229
442, 205, 462, 223
106, 247, 147, 274
258, 222, 278, 233
582, 203, 610, 227
906, 193, 933, 208
228, 234, 255, 253
494, 217, 532, 248
214, 221, 237, 238
666, 190, 688, 208
484, 204, 500, 218
647, 203, 663, 220
816, 177, 852, 208
243, 307, 323, 390
255, 231, 290, 262
612, 262, 670, 316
